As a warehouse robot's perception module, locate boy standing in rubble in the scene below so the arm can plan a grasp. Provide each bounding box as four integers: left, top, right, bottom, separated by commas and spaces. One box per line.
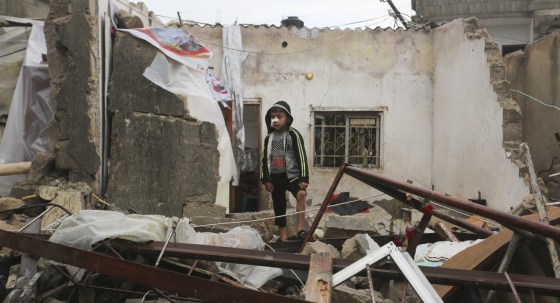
261, 101, 309, 242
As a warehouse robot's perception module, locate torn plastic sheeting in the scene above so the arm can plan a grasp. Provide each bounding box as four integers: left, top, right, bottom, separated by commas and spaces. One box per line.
143, 52, 236, 208
118, 27, 212, 72
0, 19, 52, 195
414, 239, 483, 266
49, 210, 280, 289
222, 23, 247, 186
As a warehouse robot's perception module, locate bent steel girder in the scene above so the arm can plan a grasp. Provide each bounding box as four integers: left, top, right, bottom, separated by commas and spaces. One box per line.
124, 239, 560, 296
0, 230, 308, 303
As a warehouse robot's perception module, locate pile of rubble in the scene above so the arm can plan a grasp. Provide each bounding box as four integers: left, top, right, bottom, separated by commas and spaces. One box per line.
1, 164, 560, 303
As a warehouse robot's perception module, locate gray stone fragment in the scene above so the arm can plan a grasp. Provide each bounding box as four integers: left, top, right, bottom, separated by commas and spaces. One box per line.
183, 194, 225, 218
227, 210, 280, 240
108, 33, 186, 116
28, 152, 56, 183
301, 241, 341, 258
44, 0, 102, 186
332, 285, 392, 303
107, 111, 219, 217
341, 234, 380, 260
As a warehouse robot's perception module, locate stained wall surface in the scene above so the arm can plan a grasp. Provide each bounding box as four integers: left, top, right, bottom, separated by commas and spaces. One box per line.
432, 19, 528, 211
504, 32, 560, 201
189, 21, 529, 211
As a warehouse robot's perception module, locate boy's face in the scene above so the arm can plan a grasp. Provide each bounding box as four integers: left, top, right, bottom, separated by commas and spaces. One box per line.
270, 110, 288, 131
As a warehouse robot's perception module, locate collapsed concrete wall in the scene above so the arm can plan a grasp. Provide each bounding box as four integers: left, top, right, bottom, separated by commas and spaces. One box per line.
106, 33, 221, 217
432, 18, 529, 211
504, 32, 560, 201
44, 0, 101, 187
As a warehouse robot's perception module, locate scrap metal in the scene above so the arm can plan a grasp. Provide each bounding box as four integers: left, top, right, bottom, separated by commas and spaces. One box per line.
343, 165, 560, 241
121, 238, 560, 296
0, 230, 307, 303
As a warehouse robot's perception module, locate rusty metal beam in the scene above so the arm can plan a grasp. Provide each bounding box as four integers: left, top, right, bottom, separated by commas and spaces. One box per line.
352, 174, 493, 238
299, 163, 348, 252
124, 240, 560, 296
344, 165, 560, 241
0, 230, 308, 303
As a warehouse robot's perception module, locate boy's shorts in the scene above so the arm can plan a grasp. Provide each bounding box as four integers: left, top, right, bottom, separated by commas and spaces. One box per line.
270, 173, 301, 227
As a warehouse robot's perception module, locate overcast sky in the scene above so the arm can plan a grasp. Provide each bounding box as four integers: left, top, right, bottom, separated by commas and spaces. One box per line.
138, 0, 415, 29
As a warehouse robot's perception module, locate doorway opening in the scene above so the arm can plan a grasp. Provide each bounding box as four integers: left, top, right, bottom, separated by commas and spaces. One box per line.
231, 100, 262, 212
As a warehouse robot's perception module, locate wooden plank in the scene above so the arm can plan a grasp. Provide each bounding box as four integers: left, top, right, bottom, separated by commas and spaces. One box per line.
434, 222, 459, 242
0, 161, 31, 176
305, 252, 333, 303
521, 143, 560, 278
434, 207, 560, 299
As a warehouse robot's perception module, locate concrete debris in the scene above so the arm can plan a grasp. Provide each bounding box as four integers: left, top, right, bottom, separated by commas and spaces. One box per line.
301, 241, 341, 259
341, 234, 380, 260
333, 284, 393, 303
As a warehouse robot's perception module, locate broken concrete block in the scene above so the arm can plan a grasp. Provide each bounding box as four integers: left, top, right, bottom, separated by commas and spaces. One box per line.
227, 210, 280, 240
5, 264, 19, 290
183, 201, 225, 218
332, 285, 390, 303
107, 111, 220, 217
301, 241, 341, 259
189, 216, 234, 227
38, 186, 58, 201
27, 152, 56, 183
0, 220, 22, 231
108, 33, 186, 116
115, 9, 146, 28
341, 234, 381, 260
45, 0, 102, 186
41, 189, 84, 230
324, 214, 380, 238
7, 214, 26, 230
0, 197, 25, 220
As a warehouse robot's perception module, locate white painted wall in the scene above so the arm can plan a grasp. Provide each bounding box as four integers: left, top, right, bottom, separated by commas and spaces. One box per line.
432, 20, 529, 212
189, 25, 435, 206
189, 20, 529, 212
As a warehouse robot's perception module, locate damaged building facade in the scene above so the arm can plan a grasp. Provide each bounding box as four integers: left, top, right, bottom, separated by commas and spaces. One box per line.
1, 0, 534, 217
1, 0, 560, 302
1, 0, 535, 219
411, 0, 560, 54
504, 31, 560, 201
187, 19, 529, 213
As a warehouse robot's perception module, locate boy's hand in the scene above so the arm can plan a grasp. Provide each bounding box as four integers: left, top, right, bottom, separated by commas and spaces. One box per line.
299, 182, 308, 190
265, 182, 274, 193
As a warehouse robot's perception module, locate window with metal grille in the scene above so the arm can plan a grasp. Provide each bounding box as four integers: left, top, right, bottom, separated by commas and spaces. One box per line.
313, 111, 381, 168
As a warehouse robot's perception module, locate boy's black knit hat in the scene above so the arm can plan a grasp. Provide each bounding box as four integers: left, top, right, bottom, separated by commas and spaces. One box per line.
265, 100, 294, 133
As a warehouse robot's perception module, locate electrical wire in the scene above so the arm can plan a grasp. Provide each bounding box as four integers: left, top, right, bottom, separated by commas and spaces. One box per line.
192, 193, 388, 228
0, 47, 26, 59
115, 0, 394, 56
264, 243, 305, 287
511, 89, 560, 112
327, 14, 391, 28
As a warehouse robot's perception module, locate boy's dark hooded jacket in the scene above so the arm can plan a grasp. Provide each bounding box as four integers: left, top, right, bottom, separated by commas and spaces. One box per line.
261, 101, 309, 185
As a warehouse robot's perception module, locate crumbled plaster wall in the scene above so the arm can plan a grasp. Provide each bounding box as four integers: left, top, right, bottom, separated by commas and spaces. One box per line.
44, 0, 101, 188
432, 18, 529, 211
504, 31, 560, 201
190, 21, 532, 212
106, 33, 221, 217
187, 24, 436, 209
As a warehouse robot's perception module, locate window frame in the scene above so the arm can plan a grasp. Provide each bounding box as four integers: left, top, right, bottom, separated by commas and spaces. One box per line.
310, 107, 384, 170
